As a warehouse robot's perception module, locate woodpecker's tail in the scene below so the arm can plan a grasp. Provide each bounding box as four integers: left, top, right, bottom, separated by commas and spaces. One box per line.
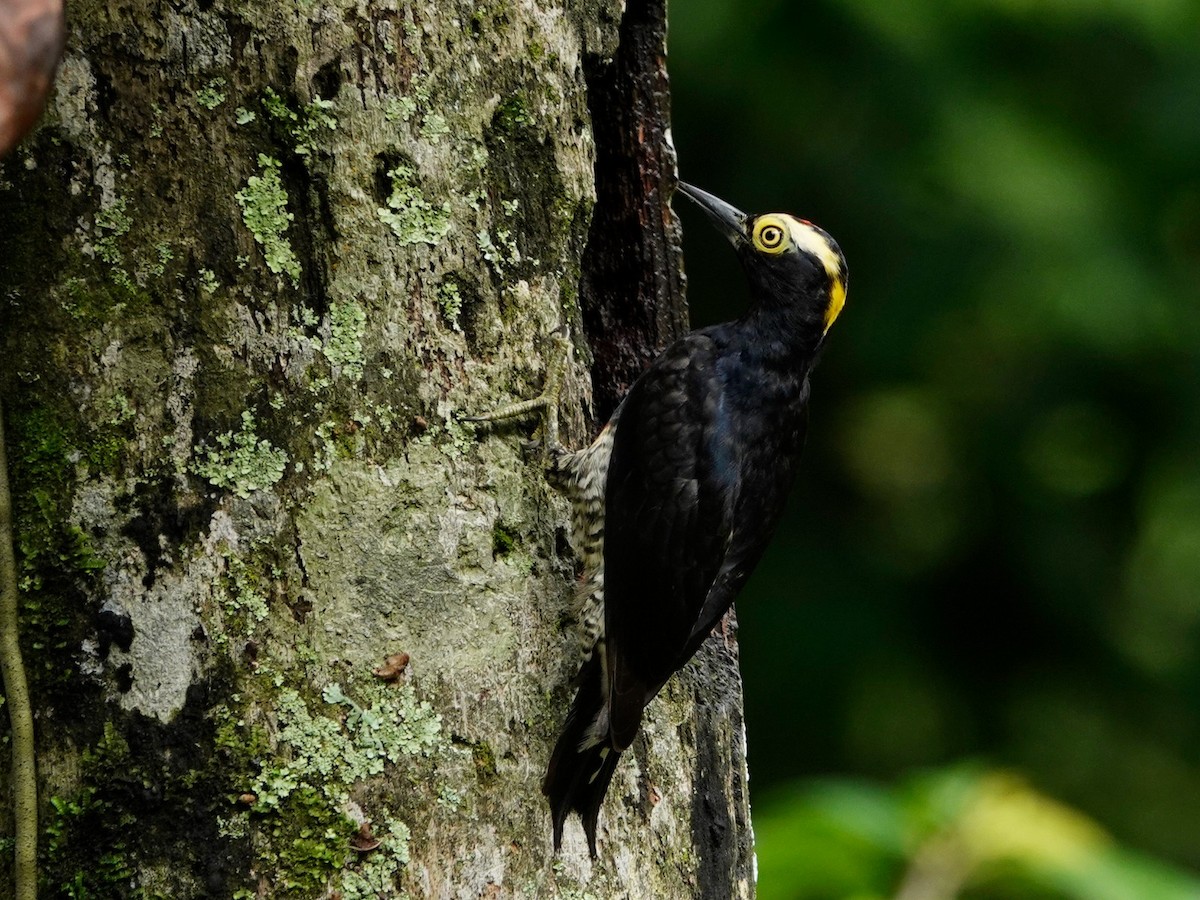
542, 654, 622, 857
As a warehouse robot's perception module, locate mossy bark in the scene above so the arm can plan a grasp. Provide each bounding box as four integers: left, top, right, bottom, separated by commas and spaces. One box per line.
0, 0, 754, 896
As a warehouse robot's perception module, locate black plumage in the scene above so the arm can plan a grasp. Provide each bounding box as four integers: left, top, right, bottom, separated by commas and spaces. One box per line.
543, 182, 848, 854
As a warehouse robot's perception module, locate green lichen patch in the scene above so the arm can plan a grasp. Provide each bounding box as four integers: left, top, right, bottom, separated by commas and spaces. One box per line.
294, 99, 338, 157
306, 398, 410, 471
377, 164, 452, 246
141, 240, 174, 281
438, 280, 463, 330
262, 87, 337, 158
89, 195, 183, 292
194, 410, 288, 497
251, 681, 441, 812
384, 95, 418, 123
338, 813, 411, 900
148, 102, 165, 137
381, 73, 431, 125
218, 554, 272, 637
323, 300, 367, 381
262, 86, 293, 122
476, 226, 522, 276
217, 676, 440, 896
198, 267, 220, 294
196, 78, 227, 110
235, 154, 301, 285
419, 111, 450, 143
94, 197, 132, 266
93, 195, 135, 290
409, 416, 479, 463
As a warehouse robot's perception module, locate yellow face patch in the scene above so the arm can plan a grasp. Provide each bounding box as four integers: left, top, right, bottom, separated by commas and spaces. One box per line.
781, 216, 846, 333
825, 280, 847, 332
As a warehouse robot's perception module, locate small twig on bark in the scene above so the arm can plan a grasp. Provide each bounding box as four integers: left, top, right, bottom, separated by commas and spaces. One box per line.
0, 400, 38, 900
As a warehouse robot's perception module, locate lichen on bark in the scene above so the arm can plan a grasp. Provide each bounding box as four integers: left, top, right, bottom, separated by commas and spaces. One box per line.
0, 0, 753, 896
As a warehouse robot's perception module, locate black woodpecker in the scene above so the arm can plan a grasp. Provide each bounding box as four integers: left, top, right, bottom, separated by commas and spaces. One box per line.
535, 182, 848, 855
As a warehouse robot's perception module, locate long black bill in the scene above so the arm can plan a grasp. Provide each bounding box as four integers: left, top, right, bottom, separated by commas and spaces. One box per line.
675, 182, 748, 245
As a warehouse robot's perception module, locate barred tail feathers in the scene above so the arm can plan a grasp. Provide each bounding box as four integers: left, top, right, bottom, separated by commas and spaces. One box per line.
542, 654, 622, 856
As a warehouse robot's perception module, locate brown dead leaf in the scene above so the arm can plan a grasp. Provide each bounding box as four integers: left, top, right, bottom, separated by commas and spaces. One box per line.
348, 821, 381, 852
372, 652, 410, 682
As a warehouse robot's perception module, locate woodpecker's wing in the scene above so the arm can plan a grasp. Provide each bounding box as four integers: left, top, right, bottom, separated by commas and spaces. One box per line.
602, 332, 742, 749
681, 375, 809, 656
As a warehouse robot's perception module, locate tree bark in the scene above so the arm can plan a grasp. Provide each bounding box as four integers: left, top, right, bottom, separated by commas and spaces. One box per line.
0, 0, 754, 896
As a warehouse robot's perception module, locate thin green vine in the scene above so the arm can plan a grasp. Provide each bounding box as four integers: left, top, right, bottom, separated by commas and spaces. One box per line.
0, 399, 38, 900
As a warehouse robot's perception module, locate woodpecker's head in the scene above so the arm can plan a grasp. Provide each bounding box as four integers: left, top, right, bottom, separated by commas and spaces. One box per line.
676, 182, 847, 335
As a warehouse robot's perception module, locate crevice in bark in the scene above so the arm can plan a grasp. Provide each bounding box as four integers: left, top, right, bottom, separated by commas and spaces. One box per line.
577, 0, 688, 424
285, 162, 334, 321
690, 687, 738, 894
685, 621, 755, 897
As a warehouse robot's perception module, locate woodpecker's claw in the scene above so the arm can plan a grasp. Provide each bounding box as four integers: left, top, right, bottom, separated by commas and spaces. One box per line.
466, 327, 572, 455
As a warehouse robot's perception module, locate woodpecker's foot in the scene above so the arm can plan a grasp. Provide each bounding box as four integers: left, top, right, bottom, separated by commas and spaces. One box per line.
466, 325, 573, 457
520, 437, 574, 481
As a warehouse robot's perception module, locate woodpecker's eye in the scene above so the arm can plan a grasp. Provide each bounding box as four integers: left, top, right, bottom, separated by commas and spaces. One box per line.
752, 218, 789, 254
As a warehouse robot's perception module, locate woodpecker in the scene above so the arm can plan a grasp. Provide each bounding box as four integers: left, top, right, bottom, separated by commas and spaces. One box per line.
474, 183, 847, 855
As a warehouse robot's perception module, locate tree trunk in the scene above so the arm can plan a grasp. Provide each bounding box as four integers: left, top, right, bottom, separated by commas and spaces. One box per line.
0, 0, 754, 896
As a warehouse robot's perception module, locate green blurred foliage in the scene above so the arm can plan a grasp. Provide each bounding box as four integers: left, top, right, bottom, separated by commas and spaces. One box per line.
754, 765, 1200, 899
668, 0, 1200, 886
